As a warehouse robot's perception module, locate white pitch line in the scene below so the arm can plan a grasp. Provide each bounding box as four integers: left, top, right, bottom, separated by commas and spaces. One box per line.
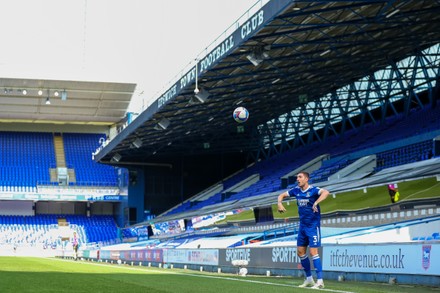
178, 272, 357, 293
51, 258, 356, 293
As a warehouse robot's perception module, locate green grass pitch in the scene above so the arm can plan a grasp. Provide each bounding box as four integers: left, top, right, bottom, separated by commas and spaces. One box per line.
0, 257, 437, 293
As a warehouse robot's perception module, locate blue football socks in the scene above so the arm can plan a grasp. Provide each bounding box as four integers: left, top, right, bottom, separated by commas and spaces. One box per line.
299, 254, 312, 277
312, 254, 323, 279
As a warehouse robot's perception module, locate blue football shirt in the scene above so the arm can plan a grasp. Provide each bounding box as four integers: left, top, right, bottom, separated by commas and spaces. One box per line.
287, 185, 322, 226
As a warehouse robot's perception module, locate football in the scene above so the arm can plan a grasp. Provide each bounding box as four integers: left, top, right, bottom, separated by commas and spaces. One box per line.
232, 107, 249, 123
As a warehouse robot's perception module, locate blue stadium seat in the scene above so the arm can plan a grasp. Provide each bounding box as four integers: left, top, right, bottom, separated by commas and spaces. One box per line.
0, 132, 55, 187
63, 133, 117, 186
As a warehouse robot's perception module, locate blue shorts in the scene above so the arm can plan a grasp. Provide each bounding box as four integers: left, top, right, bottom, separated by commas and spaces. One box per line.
297, 224, 321, 248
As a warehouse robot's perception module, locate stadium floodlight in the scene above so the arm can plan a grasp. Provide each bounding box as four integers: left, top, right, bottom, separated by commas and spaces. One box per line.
386, 9, 400, 18
61, 90, 67, 101
45, 89, 51, 105
246, 49, 269, 67
112, 153, 122, 162
194, 88, 210, 103
154, 118, 170, 130
132, 138, 142, 148
320, 49, 331, 56
194, 58, 199, 95
246, 53, 263, 66
187, 96, 199, 106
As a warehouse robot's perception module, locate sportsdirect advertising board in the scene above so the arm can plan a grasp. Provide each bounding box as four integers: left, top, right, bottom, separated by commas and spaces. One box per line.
218, 247, 321, 269
323, 244, 440, 276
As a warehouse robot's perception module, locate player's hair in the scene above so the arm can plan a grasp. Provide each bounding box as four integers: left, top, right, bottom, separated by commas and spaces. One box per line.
298, 171, 310, 179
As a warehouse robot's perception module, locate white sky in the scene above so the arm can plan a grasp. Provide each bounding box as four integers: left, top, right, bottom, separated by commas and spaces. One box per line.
0, 0, 257, 113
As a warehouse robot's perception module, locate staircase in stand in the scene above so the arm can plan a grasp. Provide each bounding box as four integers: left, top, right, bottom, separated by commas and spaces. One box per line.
50, 133, 76, 184
54, 134, 66, 167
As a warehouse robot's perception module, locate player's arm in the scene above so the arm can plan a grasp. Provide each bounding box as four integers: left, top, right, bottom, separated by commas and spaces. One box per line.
312, 188, 330, 212
277, 191, 289, 213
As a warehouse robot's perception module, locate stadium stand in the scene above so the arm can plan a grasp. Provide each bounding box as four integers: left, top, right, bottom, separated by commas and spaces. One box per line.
63, 133, 118, 186
0, 131, 121, 251
0, 131, 117, 189
159, 102, 440, 219
231, 216, 440, 248
375, 140, 433, 172
65, 215, 118, 243
0, 131, 55, 191
0, 214, 118, 249
100, 213, 440, 251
